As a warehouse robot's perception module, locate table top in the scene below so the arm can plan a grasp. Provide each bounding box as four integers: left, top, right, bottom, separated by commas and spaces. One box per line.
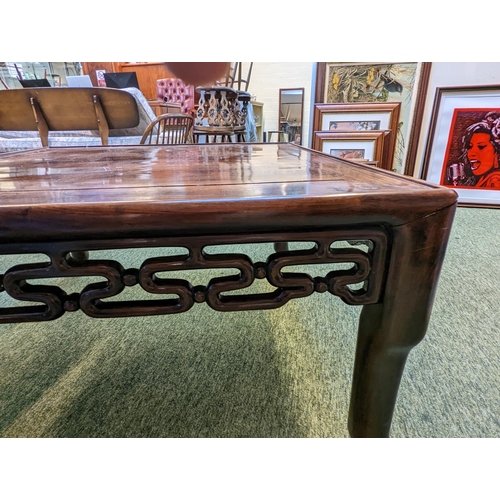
0, 143, 457, 242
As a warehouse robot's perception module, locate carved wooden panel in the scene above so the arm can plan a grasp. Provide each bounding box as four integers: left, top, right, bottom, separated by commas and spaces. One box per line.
0, 229, 388, 324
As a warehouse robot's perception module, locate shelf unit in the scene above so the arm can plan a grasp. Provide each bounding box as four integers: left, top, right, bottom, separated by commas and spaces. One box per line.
251, 101, 264, 141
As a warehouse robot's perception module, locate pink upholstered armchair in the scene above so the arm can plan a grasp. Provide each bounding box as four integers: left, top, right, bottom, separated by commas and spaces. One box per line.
156, 78, 195, 116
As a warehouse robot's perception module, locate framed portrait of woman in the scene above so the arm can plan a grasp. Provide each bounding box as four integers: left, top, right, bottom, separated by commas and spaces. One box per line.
421, 85, 500, 208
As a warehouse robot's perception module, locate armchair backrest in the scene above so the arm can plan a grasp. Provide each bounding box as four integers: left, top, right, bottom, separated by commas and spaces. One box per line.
156, 78, 195, 115
140, 113, 194, 145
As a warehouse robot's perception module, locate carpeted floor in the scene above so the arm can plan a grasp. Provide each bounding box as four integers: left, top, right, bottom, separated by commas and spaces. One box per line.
0, 206, 499, 438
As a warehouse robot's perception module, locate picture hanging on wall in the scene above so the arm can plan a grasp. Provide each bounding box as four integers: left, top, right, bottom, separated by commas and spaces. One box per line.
314, 62, 431, 175
421, 85, 500, 208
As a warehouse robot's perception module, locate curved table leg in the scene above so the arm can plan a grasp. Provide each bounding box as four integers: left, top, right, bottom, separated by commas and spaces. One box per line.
348, 204, 456, 437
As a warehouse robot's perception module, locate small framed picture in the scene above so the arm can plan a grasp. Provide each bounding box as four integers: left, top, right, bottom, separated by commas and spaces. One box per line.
313, 103, 400, 170
328, 120, 381, 131
313, 130, 392, 167
421, 85, 500, 207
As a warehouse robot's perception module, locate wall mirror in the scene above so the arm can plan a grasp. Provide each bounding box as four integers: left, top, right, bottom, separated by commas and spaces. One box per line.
279, 88, 304, 145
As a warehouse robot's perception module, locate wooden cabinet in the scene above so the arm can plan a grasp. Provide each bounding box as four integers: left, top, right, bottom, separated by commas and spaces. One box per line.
115, 63, 176, 99
81, 62, 176, 100
251, 101, 264, 141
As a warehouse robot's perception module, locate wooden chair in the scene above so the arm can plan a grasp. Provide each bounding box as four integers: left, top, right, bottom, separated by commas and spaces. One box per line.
140, 113, 194, 145
192, 125, 246, 144
194, 86, 251, 143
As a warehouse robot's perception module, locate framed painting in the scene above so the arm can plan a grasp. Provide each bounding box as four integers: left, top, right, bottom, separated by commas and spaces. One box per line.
312, 102, 401, 170
421, 85, 500, 208
314, 62, 431, 175
313, 130, 391, 167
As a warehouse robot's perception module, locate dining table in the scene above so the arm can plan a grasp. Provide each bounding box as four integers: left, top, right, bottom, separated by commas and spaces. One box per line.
0, 142, 458, 437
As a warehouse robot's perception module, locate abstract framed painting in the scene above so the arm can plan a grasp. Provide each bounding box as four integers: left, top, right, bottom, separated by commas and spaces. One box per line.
421, 85, 500, 208
314, 62, 431, 175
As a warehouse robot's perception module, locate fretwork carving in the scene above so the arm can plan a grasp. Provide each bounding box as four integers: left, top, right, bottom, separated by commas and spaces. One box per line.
0, 229, 388, 323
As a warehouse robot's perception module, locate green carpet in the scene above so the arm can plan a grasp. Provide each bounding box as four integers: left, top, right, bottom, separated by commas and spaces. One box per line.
1, 207, 499, 438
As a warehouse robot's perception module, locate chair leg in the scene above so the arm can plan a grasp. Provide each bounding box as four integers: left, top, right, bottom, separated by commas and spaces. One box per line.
273, 242, 289, 252
69, 251, 89, 262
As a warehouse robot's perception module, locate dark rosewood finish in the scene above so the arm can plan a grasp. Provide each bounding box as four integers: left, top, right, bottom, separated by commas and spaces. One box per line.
0, 143, 457, 437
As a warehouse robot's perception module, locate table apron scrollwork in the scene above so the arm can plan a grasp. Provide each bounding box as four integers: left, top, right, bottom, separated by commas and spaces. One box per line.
0, 228, 389, 323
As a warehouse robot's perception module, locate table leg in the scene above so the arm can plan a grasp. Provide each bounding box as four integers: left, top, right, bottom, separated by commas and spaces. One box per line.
348, 204, 456, 437
69, 251, 89, 262
273, 242, 289, 252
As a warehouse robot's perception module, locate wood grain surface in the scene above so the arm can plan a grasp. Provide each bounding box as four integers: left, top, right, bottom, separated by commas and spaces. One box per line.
0, 143, 457, 242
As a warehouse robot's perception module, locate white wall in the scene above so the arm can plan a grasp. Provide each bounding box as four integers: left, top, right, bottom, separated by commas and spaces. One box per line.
414, 62, 500, 177
246, 62, 315, 147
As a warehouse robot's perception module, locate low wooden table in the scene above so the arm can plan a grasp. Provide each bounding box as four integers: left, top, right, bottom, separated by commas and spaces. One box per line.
0, 143, 457, 437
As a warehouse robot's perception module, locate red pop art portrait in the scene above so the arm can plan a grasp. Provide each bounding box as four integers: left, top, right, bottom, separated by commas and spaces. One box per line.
441, 109, 500, 189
